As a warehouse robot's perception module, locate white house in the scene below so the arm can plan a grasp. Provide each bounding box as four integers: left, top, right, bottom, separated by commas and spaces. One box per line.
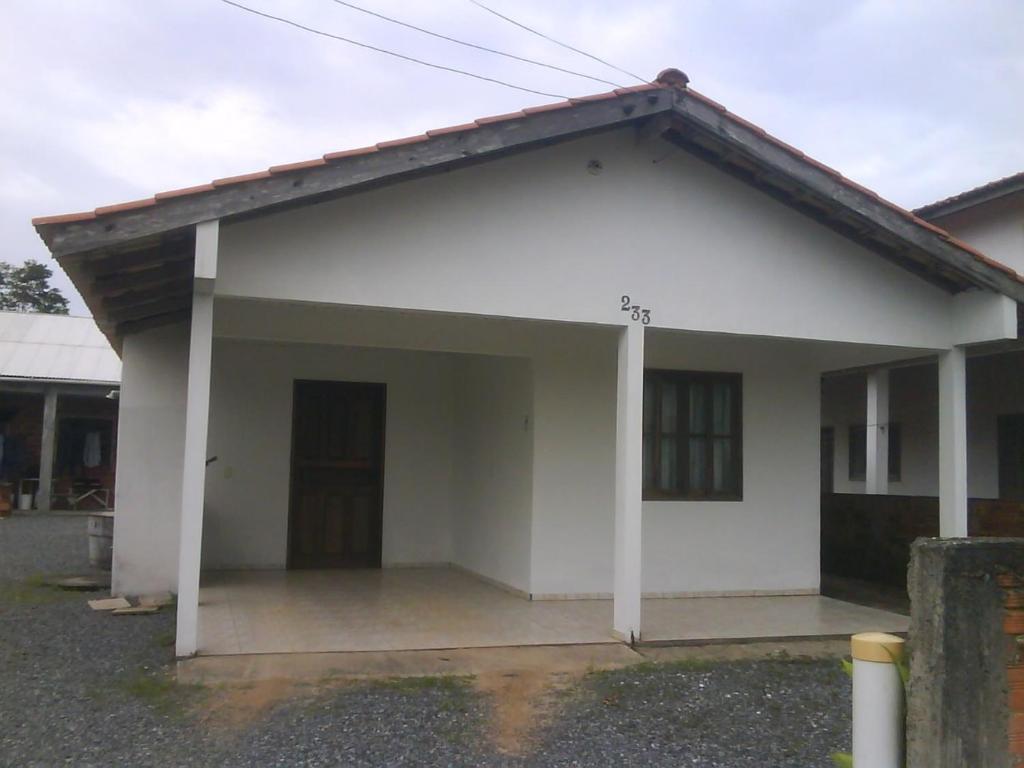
821, 172, 1024, 587
33, 70, 1023, 657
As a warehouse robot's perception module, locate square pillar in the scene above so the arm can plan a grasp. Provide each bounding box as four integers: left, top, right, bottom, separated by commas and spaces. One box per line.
175, 220, 218, 657
938, 347, 968, 537
613, 323, 644, 642
36, 387, 58, 512
865, 369, 890, 495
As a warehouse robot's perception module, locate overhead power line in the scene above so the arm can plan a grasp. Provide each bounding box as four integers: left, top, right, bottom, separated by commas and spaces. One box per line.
218, 0, 570, 99
468, 0, 647, 85
325, 0, 624, 88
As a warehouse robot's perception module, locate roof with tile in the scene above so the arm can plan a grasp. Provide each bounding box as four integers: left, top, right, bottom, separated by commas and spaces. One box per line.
30, 69, 1024, 344
32, 72, 1018, 285
915, 171, 1024, 220
31, 82, 661, 229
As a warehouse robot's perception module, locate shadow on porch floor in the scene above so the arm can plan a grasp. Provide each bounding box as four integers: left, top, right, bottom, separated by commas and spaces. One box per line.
197, 568, 909, 656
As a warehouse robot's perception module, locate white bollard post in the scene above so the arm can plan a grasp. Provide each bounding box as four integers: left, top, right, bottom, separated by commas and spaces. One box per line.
852, 632, 906, 768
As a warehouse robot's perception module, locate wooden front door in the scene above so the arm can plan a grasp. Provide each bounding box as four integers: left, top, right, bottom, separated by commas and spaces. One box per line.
288, 380, 385, 569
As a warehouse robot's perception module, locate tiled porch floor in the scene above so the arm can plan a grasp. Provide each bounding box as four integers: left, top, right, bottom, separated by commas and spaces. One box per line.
197, 568, 909, 656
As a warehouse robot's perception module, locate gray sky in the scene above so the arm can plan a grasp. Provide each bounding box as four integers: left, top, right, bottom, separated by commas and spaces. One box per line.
4, 0, 1022, 315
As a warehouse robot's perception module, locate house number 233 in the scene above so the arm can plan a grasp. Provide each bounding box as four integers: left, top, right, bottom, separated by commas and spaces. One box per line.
620, 295, 651, 325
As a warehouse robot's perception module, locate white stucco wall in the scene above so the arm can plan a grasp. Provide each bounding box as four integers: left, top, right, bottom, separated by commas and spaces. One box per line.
111, 322, 189, 595
530, 329, 825, 598
528, 330, 618, 597
641, 331, 822, 595
202, 338, 458, 569
822, 351, 1024, 499
215, 128, 962, 350
450, 355, 533, 593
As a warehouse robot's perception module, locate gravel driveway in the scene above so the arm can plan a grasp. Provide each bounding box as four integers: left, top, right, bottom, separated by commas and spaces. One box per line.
0, 515, 852, 767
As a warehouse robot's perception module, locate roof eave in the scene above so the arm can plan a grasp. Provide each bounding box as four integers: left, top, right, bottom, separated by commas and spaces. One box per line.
668, 91, 1024, 303
914, 176, 1024, 220
33, 87, 675, 259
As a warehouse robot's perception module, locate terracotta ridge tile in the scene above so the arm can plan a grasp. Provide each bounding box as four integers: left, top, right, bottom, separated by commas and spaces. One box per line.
212, 170, 273, 187
614, 84, 659, 95
474, 110, 526, 125
522, 101, 574, 115
323, 145, 378, 161
269, 158, 328, 174
155, 183, 216, 200
686, 89, 727, 112
426, 122, 479, 137
568, 90, 618, 104
94, 197, 156, 216
32, 211, 97, 226
375, 134, 428, 149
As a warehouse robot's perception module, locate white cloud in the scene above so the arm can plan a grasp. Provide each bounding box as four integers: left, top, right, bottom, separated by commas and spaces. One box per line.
0, 168, 58, 204
66, 86, 339, 194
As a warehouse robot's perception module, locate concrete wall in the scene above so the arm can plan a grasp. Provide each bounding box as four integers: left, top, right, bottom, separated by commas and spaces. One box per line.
215, 128, 963, 350
451, 355, 533, 593
111, 322, 189, 595
822, 351, 1024, 499
908, 538, 1024, 767
202, 338, 457, 569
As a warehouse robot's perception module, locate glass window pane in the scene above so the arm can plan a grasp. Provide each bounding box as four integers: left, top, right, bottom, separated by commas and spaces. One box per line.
712, 382, 732, 435
643, 434, 655, 489
659, 437, 678, 491
713, 438, 733, 493
688, 383, 706, 434
688, 438, 706, 492
660, 382, 677, 433
643, 378, 655, 432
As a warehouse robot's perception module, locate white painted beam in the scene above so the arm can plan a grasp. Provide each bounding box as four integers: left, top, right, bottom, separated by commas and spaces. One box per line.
865, 369, 890, 495
952, 289, 1017, 346
36, 387, 58, 512
175, 220, 218, 657
613, 323, 644, 642
938, 347, 968, 537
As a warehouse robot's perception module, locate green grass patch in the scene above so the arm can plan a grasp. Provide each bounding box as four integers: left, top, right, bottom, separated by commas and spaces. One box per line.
154, 631, 176, 649
0, 574, 75, 607
373, 674, 474, 694
117, 668, 206, 718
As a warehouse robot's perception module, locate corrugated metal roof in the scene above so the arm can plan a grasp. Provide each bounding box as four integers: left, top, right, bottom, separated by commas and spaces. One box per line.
0, 312, 120, 384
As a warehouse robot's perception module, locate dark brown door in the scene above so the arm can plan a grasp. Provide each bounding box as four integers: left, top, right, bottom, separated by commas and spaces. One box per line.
288, 380, 385, 569
820, 427, 835, 494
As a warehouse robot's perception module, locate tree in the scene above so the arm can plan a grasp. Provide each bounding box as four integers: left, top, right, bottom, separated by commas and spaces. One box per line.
0, 260, 69, 314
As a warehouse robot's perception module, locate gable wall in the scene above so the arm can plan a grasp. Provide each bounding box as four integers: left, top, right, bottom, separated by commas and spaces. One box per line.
216, 129, 954, 349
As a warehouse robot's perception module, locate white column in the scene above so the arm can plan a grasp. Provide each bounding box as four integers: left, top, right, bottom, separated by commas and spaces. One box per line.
613, 323, 644, 642
175, 220, 218, 657
938, 346, 968, 537
865, 369, 890, 495
36, 387, 58, 512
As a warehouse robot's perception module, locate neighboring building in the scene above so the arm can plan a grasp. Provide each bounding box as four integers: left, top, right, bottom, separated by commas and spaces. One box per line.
0, 311, 121, 512
821, 172, 1024, 587
31, 70, 1023, 657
